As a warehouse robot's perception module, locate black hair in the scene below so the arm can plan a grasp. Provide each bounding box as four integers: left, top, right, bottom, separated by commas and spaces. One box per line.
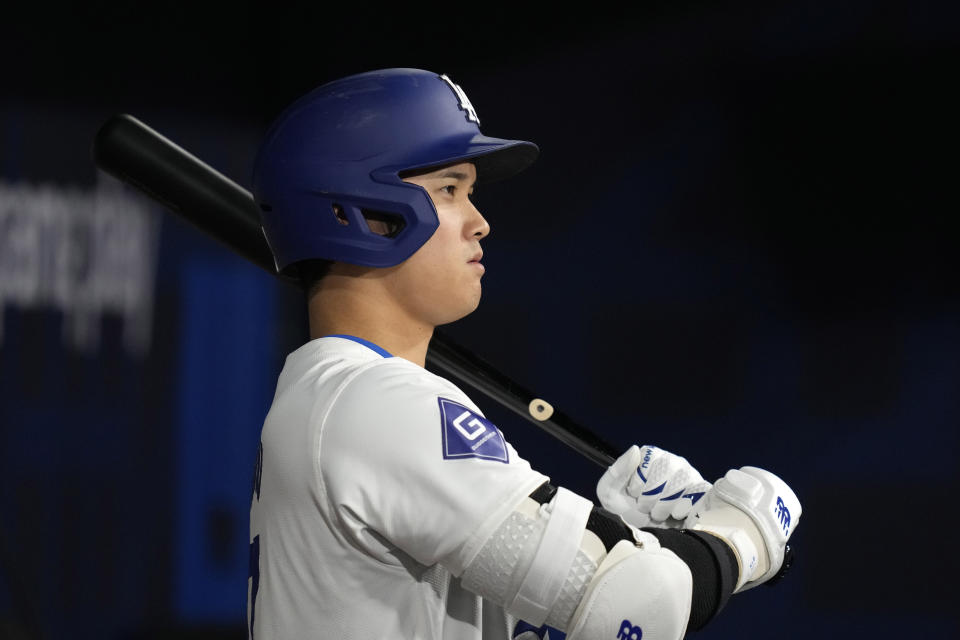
294, 259, 335, 297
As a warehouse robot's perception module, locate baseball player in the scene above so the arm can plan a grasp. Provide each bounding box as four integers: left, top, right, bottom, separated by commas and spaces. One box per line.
248, 68, 801, 639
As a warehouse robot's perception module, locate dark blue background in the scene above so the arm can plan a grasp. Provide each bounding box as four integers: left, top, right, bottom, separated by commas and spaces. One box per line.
1, 1, 957, 637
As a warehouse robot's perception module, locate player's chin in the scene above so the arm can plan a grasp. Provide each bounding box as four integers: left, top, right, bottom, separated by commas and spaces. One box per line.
435, 289, 482, 326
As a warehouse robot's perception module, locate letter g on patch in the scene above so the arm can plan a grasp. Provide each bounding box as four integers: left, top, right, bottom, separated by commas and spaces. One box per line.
438, 397, 508, 463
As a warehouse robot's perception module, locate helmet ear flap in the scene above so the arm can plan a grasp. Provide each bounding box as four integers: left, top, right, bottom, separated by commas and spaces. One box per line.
259, 181, 440, 270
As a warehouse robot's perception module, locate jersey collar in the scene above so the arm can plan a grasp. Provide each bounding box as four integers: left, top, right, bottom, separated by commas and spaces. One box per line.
323, 334, 393, 358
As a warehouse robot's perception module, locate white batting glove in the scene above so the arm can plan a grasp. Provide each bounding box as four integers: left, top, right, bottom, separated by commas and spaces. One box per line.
686, 466, 801, 591
597, 445, 712, 529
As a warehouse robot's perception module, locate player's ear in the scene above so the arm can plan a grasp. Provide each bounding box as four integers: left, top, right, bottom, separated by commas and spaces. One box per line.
361, 210, 405, 238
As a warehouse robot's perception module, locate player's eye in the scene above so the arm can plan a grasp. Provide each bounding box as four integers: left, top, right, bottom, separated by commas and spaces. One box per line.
440, 184, 457, 196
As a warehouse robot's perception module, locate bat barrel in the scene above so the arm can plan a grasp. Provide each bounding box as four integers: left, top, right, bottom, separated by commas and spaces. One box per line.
92, 113, 277, 272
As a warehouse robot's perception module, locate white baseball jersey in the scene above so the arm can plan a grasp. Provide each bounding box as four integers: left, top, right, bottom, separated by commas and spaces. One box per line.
249, 335, 549, 639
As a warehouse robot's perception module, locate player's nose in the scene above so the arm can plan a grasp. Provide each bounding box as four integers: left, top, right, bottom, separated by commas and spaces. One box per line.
467, 200, 490, 240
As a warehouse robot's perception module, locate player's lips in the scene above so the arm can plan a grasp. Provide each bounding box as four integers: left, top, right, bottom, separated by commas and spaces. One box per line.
468, 251, 485, 273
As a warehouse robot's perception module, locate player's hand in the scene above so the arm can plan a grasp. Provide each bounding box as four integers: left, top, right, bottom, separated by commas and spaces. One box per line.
686, 466, 801, 590
596, 444, 712, 529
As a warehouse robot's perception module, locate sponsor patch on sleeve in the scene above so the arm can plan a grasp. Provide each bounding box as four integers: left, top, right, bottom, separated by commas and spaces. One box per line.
438, 397, 509, 463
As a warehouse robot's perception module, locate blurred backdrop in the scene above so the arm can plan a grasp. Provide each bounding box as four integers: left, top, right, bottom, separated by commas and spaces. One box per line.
1, 1, 958, 638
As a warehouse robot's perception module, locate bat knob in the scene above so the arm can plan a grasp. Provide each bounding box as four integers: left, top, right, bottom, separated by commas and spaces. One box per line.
763, 544, 794, 587
528, 398, 554, 421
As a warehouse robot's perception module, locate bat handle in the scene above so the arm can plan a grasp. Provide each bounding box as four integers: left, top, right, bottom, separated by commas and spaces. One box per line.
428, 332, 619, 468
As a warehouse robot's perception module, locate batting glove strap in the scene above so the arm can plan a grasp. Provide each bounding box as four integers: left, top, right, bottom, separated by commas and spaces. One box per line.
690, 520, 762, 591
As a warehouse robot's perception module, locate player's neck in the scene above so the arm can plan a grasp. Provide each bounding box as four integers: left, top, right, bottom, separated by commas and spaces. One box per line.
307, 279, 434, 367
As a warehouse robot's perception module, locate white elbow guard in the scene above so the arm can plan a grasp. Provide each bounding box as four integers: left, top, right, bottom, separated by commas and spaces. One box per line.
462, 486, 693, 639
567, 538, 692, 640
462, 487, 597, 628
507, 487, 594, 625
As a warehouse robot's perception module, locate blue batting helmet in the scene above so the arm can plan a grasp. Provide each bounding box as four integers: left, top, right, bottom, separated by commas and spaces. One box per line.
252, 68, 539, 271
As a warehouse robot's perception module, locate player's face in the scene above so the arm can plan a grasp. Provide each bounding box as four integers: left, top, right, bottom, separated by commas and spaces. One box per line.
388, 162, 489, 327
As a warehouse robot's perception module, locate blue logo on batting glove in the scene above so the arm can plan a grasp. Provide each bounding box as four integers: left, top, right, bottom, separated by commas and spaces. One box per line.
439, 398, 508, 463
617, 619, 643, 640
775, 496, 791, 534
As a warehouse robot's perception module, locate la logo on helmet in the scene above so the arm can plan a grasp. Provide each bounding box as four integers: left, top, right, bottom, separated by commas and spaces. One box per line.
440, 74, 480, 125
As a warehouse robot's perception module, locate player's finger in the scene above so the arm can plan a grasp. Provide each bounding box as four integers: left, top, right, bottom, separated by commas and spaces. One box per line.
605, 445, 643, 488
626, 448, 665, 497
669, 481, 711, 520
597, 445, 644, 514
650, 499, 677, 522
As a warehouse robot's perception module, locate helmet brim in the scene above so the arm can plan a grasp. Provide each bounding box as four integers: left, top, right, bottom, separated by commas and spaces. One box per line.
390, 135, 539, 185
471, 138, 540, 183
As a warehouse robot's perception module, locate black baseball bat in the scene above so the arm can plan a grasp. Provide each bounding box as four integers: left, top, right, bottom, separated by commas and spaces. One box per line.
92, 113, 619, 468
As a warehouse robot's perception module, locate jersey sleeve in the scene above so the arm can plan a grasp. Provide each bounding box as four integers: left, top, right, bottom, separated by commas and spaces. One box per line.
317, 359, 548, 574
